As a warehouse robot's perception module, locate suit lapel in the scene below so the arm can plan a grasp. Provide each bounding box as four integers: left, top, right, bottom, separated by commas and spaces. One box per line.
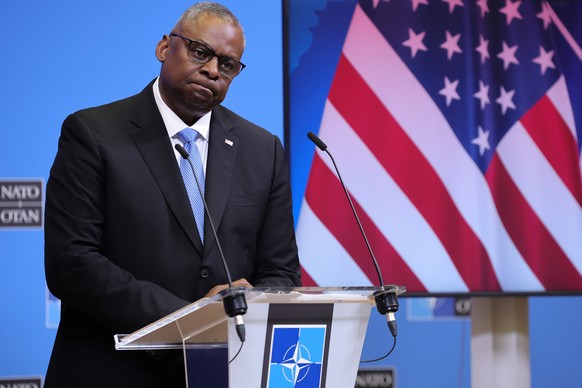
128, 83, 204, 254
204, 107, 238, 253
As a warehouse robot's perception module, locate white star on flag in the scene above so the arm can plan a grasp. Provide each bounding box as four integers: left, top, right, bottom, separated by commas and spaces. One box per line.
476, 0, 489, 17
533, 46, 556, 75
440, 30, 463, 60
471, 126, 491, 156
442, 0, 464, 14
536, 2, 553, 30
497, 41, 519, 70
474, 81, 490, 110
439, 76, 461, 106
402, 28, 427, 58
496, 86, 516, 114
499, 0, 523, 25
475, 35, 490, 64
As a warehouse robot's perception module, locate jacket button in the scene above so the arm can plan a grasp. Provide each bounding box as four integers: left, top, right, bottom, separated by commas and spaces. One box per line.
200, 267, 210, 278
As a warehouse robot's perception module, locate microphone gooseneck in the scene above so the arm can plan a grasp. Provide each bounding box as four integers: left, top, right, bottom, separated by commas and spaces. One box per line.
175, 143, 247, 342
307, 132, 399, 338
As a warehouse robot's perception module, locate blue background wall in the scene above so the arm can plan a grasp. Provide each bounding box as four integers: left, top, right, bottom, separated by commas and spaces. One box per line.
1, 1, 581, 387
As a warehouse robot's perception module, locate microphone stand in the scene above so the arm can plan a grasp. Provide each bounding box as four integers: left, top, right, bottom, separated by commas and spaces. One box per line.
175, 143, 247, 342
307, 132, 399, 337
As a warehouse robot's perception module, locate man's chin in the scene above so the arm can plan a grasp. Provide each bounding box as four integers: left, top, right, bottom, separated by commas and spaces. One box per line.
188, 99, 214, 113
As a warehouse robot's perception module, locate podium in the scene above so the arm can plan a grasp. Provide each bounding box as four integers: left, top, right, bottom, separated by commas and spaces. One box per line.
114, 286, 405, 387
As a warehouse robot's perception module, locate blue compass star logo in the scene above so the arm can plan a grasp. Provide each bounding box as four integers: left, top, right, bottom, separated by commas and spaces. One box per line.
267, 325, 326, 388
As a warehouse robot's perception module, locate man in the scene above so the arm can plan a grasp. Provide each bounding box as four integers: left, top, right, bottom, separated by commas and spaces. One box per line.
44, 2, 301, 387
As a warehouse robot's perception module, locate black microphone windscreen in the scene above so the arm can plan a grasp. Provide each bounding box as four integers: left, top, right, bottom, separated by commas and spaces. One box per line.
307, 131, 328, 151
174, 143, 189, 159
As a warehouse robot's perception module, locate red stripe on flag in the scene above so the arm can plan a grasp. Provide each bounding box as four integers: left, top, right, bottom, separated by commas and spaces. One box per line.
329, 54, 501, 291
487, 154, 582, 290
306, 154, 426, 290
520, 95, 582, 206
299, 266, 318, 287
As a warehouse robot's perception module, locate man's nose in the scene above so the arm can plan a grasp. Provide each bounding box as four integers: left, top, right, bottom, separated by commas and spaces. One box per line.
201, 56, 221, 78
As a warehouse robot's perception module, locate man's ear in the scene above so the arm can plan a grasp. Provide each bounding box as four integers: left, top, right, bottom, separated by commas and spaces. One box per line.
155, 35, 170, 62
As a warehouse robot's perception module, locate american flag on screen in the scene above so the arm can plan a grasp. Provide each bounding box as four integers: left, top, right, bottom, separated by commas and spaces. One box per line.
295, 0, 582, 292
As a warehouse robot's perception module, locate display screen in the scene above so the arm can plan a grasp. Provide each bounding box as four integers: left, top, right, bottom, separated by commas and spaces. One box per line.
284, 0, 582, 294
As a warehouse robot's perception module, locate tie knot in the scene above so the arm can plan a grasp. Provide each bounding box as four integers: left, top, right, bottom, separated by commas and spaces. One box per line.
177, 128, 199, 144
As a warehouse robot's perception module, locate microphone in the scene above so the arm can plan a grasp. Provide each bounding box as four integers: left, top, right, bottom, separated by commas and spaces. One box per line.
175, 143, 247, 342
307, 131, 399, 337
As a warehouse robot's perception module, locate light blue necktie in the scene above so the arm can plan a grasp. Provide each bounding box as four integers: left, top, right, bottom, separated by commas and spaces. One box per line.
177, 128, 205, 244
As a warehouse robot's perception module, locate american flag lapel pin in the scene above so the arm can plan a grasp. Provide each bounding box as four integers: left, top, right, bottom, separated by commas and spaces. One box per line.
224, 139, 234, 147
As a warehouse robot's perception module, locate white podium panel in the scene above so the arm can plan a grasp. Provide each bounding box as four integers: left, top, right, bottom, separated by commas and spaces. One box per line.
114, 286, 406, 388
227, 294, 373, 387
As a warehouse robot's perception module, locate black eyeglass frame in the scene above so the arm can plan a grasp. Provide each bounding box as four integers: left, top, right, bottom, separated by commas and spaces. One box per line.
169, 33, 246, 77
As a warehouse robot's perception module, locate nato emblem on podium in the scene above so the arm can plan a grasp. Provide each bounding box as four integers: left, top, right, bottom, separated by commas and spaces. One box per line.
267, 325, 326, 386
260, 304, 333, 388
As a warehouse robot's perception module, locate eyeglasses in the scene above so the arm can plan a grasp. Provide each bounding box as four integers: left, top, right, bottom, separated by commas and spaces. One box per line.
169, 33, 246, 78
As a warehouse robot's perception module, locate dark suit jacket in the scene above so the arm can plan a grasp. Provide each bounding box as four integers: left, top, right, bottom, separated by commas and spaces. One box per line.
44, 80, 301, 387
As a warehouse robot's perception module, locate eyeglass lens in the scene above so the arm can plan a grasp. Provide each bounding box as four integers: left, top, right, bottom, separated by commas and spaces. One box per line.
188, 41, 242, 77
